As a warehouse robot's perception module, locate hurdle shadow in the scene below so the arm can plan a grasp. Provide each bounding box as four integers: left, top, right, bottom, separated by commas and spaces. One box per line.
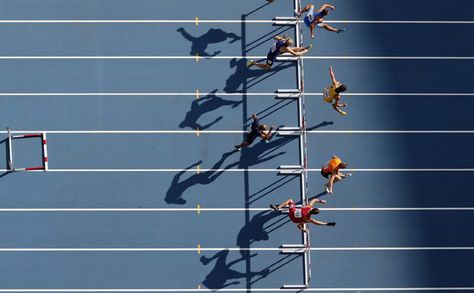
244, 99, 295, 127
177, 27, 241, 57
164, 150, 237, 204
179, 89, 242, 130
245, 25, 293, 53
224, 58, 295, 93
249, 175, 298, 204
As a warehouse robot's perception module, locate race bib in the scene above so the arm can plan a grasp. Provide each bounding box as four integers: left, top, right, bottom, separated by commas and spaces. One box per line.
294, 209, 302, 218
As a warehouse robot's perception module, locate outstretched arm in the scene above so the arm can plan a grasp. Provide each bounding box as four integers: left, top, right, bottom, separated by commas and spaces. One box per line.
329, 66, 337, 85
319, 4, 335, 11
308, 198, 327, 207
284, 47, 307, 56
274, 35, 284, 41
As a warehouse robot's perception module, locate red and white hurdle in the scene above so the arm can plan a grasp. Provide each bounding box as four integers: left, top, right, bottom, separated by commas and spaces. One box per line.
6, 128, 49, 172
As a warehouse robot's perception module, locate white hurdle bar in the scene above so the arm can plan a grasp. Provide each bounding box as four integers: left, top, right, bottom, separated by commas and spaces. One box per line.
7, 127, 13, 171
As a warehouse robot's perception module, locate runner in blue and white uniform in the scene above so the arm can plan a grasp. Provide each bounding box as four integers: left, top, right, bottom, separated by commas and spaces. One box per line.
247, 35, 311, 70
298, 3, 345, 39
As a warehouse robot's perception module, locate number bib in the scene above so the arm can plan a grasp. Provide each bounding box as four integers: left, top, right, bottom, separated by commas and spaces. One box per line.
293, 209, 303, 218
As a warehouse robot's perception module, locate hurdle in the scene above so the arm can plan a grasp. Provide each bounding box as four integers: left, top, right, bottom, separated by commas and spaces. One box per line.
6, 128, 49, 172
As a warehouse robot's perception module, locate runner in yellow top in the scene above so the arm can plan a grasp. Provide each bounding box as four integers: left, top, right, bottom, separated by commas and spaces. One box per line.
321, 155, 351, 194
323, 66, 348, 116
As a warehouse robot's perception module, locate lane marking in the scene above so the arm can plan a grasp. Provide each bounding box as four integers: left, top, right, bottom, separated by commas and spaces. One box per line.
2, 168, 474, 173
2, 130, 474, 134
0, 55, 471, 60
0, 247, 471, 252
0, 207, 472, 212
0, 287, 471, 291
196, 165, 200, 174
0, 19, 471, 24
195, 17, 198, 26
0, 92, 473, 97
195, 89, 199, 99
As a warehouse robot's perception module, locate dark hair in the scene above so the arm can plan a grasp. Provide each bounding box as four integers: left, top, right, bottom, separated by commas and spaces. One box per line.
259, 124, 268, 130
339, 162, 348, 169
335, 84, 347, 93
309, 208, 320, 215
321, 9, 329, 16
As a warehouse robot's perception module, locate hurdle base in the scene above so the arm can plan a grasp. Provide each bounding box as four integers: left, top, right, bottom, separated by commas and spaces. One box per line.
273, 16, 298, 26
277, 127, 301, 136
278, 165, 303, 175
282, 284, 309, 289
280, 244, 306, 254
275, 89, 301, 99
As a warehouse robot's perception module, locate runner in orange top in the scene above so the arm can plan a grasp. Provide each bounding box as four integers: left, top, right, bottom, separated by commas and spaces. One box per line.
270, 198, 335, 232
321, 155, 351, 194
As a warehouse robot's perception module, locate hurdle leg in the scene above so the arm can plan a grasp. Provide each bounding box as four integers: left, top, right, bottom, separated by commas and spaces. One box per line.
7, 127, 13, 171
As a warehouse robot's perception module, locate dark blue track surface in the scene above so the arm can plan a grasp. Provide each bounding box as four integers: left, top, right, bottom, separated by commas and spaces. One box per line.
0, 0, 473, 292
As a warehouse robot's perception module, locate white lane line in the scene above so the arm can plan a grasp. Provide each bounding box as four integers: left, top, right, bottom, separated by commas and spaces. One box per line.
0, 19, 472, 24
0, 92, 473, 97
1, 168, 474, 172
0, 247, 472, 252
0, 287, 472, 292
0, 207, 472, 212
0, 56, 471, 60
1, 130, 473, 134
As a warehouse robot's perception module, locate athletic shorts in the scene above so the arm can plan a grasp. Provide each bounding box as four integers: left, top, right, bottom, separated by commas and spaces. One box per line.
266, 52, 276, 66
320, 167, 332, 179
246, 131, 259, 144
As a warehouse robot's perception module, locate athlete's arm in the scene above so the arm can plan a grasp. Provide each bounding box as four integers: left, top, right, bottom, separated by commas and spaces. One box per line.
284, 47, 306, 56
274, 35, 284, 41
319, 4, 335, 11
308, 198, 326, 207
329, 66, 338, 85
310, 219, 336, 226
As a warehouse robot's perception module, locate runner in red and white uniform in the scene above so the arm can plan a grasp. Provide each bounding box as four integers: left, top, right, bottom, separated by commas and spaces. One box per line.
270, 198, 335, 232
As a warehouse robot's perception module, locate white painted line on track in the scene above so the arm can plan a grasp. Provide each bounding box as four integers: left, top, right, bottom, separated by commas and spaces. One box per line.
0, 55, 472, 60
1, 168, 474, 172
0, 247, 472, 252
0, 207, 472, 212
0, 19, 472, 24
0, 92, 474, 96
1, 130, 473, 134
0, 287, 472, 292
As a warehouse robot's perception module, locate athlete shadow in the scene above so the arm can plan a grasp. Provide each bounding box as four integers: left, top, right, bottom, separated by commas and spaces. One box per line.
236, 136, 297, 169
224, 58, 295, 93
236, 210, 287, 252
179, 89, 242, 130
245, 25, 292, 53
307, 121, 334, 130
177, 28, 241, 56
200, 249, 269, 289
164, 150, 237, 204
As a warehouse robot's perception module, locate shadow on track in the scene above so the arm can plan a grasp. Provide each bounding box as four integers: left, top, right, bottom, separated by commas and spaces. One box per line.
200, 249, 269, 289
177, 28, 241, 57
179, 89, 242, 130
224, 59, 294, 93
164, 150, 237, 204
